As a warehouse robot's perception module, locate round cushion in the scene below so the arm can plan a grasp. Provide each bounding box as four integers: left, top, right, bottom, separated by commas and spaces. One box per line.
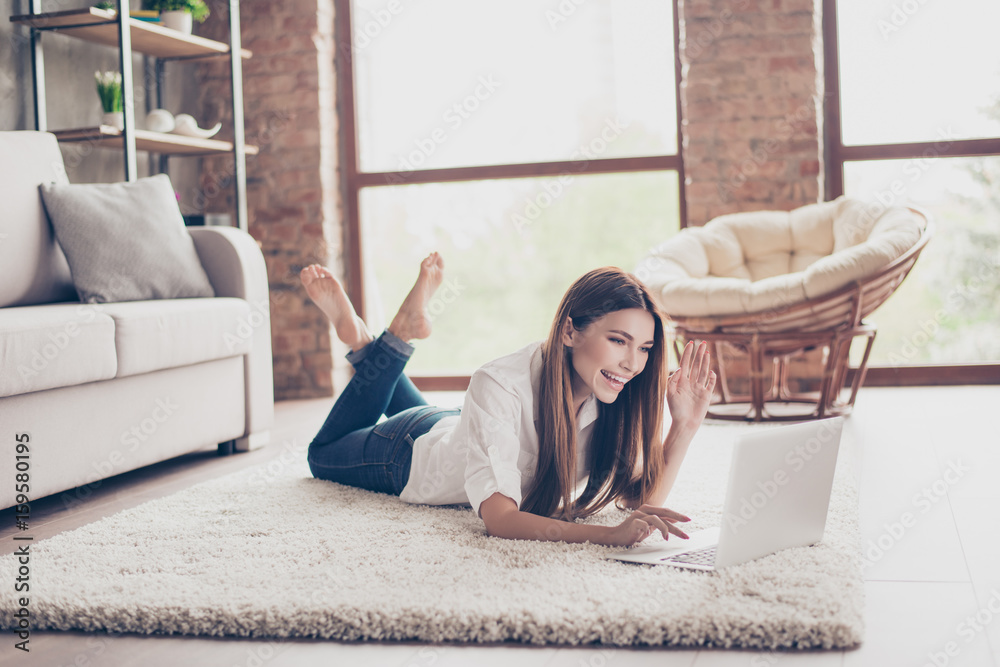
636, 196, 926, 318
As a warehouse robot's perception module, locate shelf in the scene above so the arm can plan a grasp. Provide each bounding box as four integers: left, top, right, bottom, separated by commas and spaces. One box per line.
15, 1, 253, 229
52, 126, 259, 156
10, 7, 252, 60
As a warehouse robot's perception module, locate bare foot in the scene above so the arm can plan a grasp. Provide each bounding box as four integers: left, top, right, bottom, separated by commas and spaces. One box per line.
300, 264, 372, 351
388, 252, 445, 343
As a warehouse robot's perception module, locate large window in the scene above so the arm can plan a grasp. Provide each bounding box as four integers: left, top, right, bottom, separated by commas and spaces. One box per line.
338, 0, 685, 384
825, 0, 1000, 383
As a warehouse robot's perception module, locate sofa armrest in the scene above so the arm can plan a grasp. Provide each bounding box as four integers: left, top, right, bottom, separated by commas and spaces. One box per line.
189, 227, 274, 449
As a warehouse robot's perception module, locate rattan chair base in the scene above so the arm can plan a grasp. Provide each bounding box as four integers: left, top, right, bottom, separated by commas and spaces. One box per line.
704, 398, 856, 422
672, 323, 875, 422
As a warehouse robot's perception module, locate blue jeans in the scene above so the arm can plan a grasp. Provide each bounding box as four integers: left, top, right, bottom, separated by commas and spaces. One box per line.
307, 330, 460, 495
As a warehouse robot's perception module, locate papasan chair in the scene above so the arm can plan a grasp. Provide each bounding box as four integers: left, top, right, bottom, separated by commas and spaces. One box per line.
636, 196, 931, 421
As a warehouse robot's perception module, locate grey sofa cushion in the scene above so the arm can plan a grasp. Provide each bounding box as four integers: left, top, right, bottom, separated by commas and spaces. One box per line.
39, 174, 215, 304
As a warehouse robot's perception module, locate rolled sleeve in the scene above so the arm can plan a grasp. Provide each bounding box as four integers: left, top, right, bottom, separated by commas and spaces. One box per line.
461, 370, 525, 518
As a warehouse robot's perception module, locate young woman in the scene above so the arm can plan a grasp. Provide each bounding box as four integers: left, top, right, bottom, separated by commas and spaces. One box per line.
302, 252, 716, 548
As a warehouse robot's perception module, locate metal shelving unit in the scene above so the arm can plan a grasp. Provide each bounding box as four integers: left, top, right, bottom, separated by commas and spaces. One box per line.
10, 2, 254, 230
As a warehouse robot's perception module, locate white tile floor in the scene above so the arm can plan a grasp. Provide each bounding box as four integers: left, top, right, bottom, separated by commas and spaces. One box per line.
3, 385, 999, 666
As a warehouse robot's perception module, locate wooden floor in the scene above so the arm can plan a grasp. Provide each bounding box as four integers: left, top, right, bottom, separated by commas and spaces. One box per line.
2, 385, 999, 667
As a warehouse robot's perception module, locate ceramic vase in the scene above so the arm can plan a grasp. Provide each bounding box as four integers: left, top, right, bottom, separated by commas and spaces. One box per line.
101, 111, 124, 130
160, 10, 193, 34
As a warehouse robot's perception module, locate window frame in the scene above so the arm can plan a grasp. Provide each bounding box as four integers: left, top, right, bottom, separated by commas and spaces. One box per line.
822, 0, 1000, 386
334, 0, 688, 390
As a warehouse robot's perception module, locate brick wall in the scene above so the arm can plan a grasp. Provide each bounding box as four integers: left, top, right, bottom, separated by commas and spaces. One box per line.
196, 0, 341, 400
679, 0, 825, 226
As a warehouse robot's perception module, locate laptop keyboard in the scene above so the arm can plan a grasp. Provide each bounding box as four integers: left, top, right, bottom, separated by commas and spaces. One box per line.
663, 545, 716, 566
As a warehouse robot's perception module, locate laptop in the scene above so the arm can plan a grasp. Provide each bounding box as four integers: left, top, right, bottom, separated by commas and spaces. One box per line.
608, 417, 845, 570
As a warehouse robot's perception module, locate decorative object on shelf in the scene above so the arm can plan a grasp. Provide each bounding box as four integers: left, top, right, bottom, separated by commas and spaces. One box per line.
183, 213, 232, 227
92, 3, 161, 22
145, 108, 176, 133
171, 114, 222, 138
129, 10, 162, 23
95, 70, 124, 130
159, 10, 192, 33
101, 113, 125, 131
142, 0, 209, 34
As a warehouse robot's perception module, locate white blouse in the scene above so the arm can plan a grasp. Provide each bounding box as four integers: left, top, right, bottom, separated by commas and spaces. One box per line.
398, 341, 598, 517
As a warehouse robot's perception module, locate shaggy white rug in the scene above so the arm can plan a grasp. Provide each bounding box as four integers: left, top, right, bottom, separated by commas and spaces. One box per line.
0, 425, 864, 648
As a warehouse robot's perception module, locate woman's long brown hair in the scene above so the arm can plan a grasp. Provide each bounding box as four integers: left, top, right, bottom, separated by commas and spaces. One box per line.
520, 267, 667, 520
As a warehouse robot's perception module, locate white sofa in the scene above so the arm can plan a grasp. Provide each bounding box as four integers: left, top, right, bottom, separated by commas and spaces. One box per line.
0, 131, 274, 510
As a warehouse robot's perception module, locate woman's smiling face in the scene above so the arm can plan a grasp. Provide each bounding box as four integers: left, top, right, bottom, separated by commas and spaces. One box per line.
562, 307, 656, 406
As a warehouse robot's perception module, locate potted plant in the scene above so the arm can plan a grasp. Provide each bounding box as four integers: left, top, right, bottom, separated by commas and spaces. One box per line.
143, 0, 210, 34
95, 70, 124, 130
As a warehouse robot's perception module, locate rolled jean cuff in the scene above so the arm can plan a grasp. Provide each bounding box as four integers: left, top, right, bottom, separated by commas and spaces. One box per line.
345, 329, 415, 367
